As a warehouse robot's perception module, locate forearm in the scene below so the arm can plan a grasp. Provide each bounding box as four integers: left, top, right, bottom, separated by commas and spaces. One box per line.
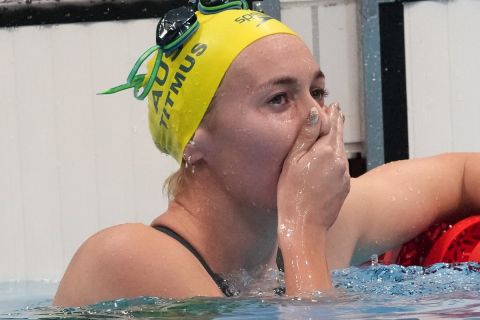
348, 152, 480, 265
278, 226, 331, 296
275, 103, 347, 291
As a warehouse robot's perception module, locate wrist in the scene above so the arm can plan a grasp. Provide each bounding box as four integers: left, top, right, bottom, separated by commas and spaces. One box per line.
278, 223, 328, 252
278, 231, 332, 295
277, 205, 333, 235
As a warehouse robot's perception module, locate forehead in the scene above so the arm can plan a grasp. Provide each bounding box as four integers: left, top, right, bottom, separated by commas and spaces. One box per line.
222, 34, 320, 89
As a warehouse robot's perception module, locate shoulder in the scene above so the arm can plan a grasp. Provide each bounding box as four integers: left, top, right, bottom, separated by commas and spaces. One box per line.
53, 223, 222, 306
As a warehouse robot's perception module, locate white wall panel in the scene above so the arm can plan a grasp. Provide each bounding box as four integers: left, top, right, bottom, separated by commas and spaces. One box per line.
11, 26, 65, 281
315, 0, 362, 146
405, 0, 480, 158
0, 20, 177, 282
0, 30, 27, 281
281, 0, 363, 155
49, 24, 101, 269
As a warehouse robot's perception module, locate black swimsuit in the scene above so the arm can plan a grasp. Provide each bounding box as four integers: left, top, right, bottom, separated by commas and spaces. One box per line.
153, 225, 237, 296
153, 225, 285, 297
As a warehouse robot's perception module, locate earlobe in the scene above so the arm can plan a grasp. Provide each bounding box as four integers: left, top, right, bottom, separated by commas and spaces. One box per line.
183, 128, 208, 165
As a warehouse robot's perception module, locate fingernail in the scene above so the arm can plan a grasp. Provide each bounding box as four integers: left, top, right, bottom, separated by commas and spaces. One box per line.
307, 107, 319, 125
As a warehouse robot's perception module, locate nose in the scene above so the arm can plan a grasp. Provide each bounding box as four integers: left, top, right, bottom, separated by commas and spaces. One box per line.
299, 92, 330, 135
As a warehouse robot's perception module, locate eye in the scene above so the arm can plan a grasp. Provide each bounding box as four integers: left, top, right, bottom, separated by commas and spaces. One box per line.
311, 88, 329, 101
268, 93, 289, 106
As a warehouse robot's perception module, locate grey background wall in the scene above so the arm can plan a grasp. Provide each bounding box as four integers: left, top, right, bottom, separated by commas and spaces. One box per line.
0, 0, 479, 281
404, 0, 480, 157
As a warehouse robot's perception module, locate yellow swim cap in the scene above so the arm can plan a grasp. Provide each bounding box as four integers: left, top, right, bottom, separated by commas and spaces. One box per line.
102, 7, 296, 163
148, 9, 296, 162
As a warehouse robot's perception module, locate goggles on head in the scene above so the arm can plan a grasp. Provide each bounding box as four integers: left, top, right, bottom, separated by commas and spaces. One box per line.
99, 0, 252, 100
198, 0, 249, 14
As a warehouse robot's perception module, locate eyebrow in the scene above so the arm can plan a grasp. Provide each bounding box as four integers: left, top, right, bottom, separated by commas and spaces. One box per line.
258, 69, 325, 91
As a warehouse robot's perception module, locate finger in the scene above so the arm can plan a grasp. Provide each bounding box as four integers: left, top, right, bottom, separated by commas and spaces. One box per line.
335, 106, 346, 154
324, 103, 347, 162
327, 103, 341, 145
288, 107, 322, 162
334, 106, 350, 178
318, 104, 331, 137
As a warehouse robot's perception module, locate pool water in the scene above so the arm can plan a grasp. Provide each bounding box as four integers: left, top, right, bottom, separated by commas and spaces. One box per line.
1, 263, 480, 319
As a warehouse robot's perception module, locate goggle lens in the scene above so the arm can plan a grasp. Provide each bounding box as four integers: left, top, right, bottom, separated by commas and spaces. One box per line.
156, 6, 198, 49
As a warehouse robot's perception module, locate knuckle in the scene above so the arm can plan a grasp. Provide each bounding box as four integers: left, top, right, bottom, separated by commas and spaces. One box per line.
336, 157, 348, 170
324, 145, 335, 155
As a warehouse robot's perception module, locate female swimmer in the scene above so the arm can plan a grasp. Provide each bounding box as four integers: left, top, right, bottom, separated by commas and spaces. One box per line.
53, 3, 480, 306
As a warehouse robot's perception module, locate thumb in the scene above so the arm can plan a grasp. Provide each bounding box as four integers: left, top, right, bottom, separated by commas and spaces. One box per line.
288, 107, 321, 162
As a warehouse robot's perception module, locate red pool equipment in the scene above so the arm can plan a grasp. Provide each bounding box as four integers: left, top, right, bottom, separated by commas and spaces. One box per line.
380, 215, 480, 266
469, 242, 480, 261
424, 216, 480, 265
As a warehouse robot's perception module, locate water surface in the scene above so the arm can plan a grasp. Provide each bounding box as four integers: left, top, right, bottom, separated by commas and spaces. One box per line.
1, 263, 480, 319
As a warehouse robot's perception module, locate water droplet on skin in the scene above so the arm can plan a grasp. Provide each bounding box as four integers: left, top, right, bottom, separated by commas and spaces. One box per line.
287, 229, 293, 237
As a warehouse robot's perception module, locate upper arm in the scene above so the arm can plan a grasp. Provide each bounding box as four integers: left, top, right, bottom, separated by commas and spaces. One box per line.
53, 223, 223, 307
328, 153, 472, 267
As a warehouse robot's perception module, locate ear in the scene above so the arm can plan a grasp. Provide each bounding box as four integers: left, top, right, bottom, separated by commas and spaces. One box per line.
183, 127, 209, 165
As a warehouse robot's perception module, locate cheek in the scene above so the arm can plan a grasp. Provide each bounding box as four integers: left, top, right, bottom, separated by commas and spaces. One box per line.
207, 111, 301, 207
252, 126, 295, 165
236, 118, 299, 184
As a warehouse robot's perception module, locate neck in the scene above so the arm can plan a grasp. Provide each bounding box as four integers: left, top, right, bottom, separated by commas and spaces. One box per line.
154, 168, 278, 275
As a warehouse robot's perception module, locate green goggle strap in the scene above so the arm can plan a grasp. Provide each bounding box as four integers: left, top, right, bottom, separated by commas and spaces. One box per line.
198, 1, 248, 14
98, 44, 162, 100
98, 20, 199, 101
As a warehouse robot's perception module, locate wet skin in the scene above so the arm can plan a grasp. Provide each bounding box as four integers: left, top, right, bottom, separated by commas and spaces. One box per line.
53, 33, 480, 306
194, 34, 350, 294
200, 34, 331, 209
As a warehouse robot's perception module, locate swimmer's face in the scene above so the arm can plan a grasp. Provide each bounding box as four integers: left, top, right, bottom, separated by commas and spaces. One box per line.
201, 34, 327, 209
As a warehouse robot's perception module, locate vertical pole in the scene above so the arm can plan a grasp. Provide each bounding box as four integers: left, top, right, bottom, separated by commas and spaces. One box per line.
360, 0, 387, 170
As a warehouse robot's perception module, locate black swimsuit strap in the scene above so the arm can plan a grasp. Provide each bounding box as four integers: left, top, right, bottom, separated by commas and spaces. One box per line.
152, 225, 237, 297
